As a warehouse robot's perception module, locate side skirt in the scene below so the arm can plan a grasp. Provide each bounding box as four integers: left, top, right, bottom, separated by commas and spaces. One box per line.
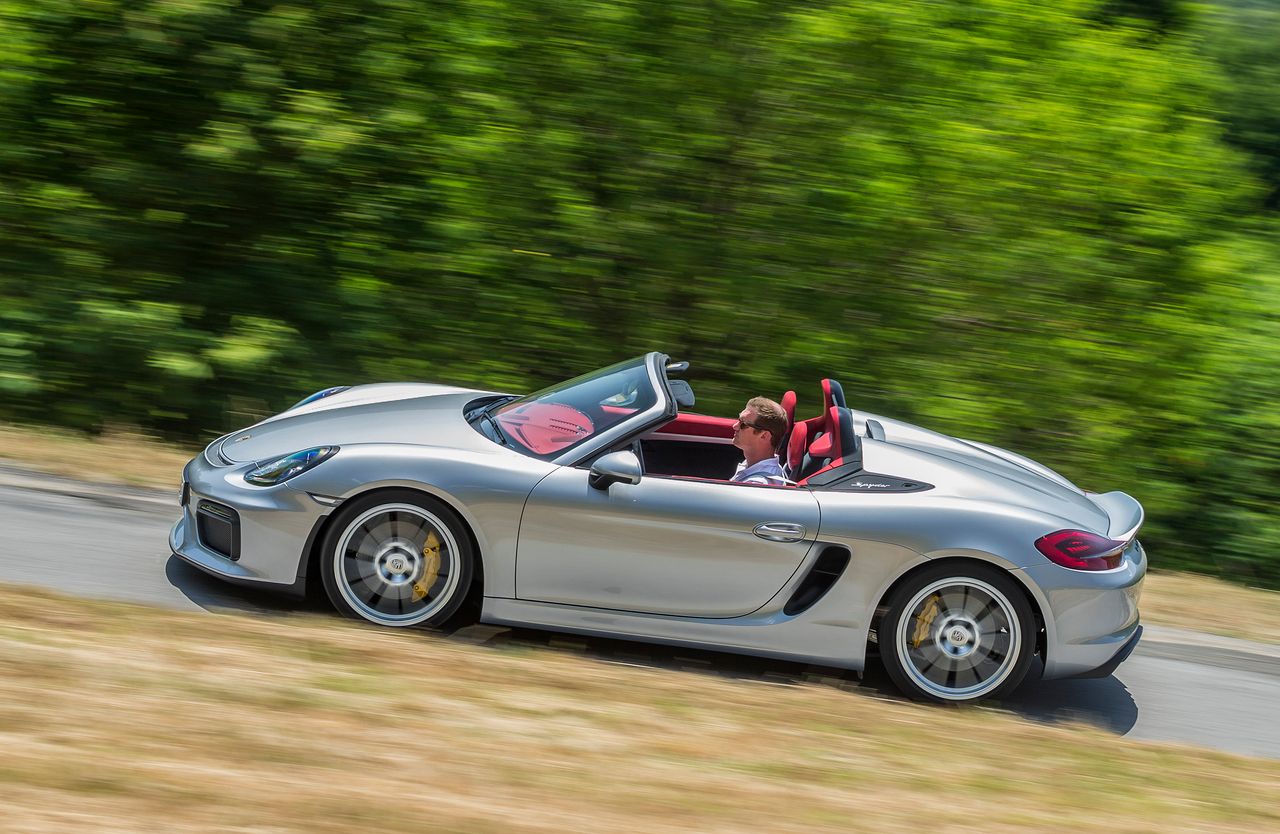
480, 597, 865, 671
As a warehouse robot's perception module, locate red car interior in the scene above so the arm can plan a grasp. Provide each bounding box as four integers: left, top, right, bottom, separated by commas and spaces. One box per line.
799, 406, 859, 483
647, 380, 858, 486
786, 421, 809, 478
503, 377, 856, 483
780, 389, 797, 429
653, 411, 736, 440
495, 401, 594, 456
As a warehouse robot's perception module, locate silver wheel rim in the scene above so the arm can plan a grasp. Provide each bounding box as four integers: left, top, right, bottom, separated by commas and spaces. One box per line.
895, 576, 1021, 701
333, 503, 462, 626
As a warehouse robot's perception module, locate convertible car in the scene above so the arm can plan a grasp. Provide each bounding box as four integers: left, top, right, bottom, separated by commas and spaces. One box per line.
171, 353, 1145, 703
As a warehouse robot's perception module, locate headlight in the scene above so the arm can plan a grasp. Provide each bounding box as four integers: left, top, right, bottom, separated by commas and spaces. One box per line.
245, 447, 339, 486
290, 386, 350, 410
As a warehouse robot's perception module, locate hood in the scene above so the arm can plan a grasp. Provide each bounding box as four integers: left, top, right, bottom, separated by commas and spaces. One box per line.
854, 411, 1111, 534
217, 383, 500, 464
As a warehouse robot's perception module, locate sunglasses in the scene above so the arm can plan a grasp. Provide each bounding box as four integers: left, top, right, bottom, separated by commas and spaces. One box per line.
735, 418, 764, 431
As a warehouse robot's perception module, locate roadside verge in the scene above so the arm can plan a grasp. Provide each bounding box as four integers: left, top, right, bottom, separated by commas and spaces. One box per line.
1, 585, 1277, 833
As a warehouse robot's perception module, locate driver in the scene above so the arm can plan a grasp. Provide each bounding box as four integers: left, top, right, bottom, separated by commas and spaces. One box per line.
730, 397, 788, 485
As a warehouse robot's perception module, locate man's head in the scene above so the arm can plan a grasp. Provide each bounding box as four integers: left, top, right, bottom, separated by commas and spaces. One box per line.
733, 396, 788, 460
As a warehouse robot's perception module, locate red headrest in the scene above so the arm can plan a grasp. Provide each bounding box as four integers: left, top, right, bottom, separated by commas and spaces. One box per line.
821, 378, 846, 411
780, 390, 796, 429
787, 421, 809, 474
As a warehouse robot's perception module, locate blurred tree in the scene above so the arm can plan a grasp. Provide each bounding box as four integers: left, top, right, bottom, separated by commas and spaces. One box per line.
1172, 230, 1280, 587
1201, 0, 1280, 208
1096, 0, 1193, 34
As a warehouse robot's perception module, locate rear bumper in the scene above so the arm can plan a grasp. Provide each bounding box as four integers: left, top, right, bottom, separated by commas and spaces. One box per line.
1066, 624, 1143, 679
1021, 539, 1147, 680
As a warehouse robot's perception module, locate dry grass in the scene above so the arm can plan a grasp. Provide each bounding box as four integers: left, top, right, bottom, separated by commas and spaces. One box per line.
1, 422, 1278, 644
0, 423, 196, 490
1142, 571, 1280, 645
0, 585, 1276, 834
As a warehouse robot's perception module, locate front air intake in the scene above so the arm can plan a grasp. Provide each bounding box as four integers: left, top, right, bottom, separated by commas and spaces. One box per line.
783, 546, 851, 616
196, 500, 241, 562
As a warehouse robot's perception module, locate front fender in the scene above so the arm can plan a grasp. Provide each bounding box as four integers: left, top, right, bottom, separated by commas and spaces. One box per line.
284, 443, 555, 598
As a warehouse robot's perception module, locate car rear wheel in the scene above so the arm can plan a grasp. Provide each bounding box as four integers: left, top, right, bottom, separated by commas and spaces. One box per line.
320, 491, 474, 628
880, 563, 1035, 703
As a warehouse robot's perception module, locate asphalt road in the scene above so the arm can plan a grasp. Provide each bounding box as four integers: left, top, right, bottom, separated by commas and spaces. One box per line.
1, 464, 1277, 760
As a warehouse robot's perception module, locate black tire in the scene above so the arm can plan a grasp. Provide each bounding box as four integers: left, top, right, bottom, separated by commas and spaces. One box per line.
320, 489, 475, 628
880, 562, 1035, 703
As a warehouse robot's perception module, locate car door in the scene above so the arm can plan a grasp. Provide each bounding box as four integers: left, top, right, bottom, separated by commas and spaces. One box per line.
516, 468, 821, 618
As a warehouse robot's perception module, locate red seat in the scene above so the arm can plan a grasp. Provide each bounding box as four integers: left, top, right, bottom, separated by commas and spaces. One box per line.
821, 378, 846, 411
777, 390, 797, 456
784, 379, 857, 481
800, 406, 859, 482
793, 378, 845, 460
808, 406, 852, 461
785, 421, 809, 480
781, 390, 797, 427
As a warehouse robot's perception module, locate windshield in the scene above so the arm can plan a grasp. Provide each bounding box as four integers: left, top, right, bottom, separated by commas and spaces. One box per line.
491, 357, 658, 460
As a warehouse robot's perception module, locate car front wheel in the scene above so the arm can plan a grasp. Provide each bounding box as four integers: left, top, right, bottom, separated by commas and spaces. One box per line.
880, 564, 1035, 703
320, 490, 474, 628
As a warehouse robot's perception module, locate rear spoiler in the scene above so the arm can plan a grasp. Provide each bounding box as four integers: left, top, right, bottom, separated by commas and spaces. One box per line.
1090, 491, 1144, 541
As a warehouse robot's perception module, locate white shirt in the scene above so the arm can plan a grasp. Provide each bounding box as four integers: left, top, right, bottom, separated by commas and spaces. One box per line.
731, 456, 787, 485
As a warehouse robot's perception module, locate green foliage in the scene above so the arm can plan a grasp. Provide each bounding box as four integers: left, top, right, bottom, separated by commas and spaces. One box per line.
1096, 0, 1193, 34
1201, 0, 1280, 208
0, 0, 1276, 584
1173, 231, 1280, 587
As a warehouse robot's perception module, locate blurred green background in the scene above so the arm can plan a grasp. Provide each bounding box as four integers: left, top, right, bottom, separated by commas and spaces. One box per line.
1, 0, 1277, 586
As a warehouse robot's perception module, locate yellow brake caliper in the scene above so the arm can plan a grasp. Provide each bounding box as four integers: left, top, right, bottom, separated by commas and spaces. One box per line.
412, 530, 442, 603
911, 595, 941, 648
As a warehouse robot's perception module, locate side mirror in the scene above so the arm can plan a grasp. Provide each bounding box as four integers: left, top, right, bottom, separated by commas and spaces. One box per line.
589, 450, 642, 490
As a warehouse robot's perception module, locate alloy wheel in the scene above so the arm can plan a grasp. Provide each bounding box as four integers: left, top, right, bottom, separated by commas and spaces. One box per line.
332, 502, 463, 626
893, 576, 1022, 701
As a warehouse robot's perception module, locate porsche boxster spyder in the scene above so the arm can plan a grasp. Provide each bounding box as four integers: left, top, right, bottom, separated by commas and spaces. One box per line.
171, 353, 1145, 702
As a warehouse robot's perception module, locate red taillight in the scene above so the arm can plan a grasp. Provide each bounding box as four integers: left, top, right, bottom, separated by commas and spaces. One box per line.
1034, 530, 1126, 571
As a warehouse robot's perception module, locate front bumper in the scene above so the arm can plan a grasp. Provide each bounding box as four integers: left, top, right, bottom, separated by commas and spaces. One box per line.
169, 451, 331, 588
1022, 539, 1147, 680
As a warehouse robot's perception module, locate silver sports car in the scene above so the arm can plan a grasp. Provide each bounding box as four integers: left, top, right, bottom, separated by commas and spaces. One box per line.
171, 352, 1145, 703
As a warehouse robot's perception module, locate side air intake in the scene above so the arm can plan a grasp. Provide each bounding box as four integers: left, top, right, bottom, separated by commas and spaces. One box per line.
783, 545, 852, 616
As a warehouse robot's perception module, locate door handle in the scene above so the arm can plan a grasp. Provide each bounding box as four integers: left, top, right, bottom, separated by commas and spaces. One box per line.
753, 522, 807, 543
